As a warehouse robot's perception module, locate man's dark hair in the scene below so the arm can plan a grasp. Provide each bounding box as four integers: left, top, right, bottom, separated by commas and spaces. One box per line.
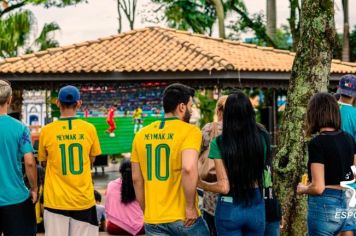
59, 101, 77, 110
94, 190, 102, 202
163, 83, 195, 113
340, 94, 352, 99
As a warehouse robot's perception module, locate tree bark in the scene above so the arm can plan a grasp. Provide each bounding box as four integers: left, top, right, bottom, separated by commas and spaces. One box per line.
288, 0, 301, 51
211, 0, 225, 38
342, 0, 350, 61
274, 0, 336, 235
266, 0, 276, 40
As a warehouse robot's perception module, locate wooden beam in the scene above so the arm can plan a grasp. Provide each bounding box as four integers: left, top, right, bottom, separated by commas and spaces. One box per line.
3, 70, 342, 89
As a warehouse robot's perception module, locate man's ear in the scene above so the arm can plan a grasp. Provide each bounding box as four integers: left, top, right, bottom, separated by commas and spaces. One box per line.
177, 103, 185, 113
76, 100, 82, 109
56, 99, 61, 109
6, 96, 12, 105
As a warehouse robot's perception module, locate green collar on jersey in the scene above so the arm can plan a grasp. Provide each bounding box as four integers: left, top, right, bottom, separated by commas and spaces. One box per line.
159, 117, 179, 129
59, 117, 78, 130
162, 117, 179, 121
59, 117, 78, 121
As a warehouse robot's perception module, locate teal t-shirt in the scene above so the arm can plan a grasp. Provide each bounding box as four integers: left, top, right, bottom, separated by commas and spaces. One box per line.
0, 115, 33, 206
339, 103, 356, 142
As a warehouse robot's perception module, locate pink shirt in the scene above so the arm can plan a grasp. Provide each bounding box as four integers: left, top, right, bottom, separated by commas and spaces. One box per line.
105, 178, 144, 235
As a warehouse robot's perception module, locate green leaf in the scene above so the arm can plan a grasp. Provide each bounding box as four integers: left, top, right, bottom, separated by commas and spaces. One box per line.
0, 10, 33, 57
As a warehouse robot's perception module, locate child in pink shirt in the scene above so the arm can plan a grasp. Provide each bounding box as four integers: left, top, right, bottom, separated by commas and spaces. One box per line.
105, 159, 144, 235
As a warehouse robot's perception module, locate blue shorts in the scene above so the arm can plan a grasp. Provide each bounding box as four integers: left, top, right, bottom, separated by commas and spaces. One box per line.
308, 189, 353, 235
341, 189, 356, 231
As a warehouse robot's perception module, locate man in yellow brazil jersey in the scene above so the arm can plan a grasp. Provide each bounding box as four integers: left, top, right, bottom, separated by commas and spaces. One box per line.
38, 85, 102, 236
132, 83, 209, 235
132, 105, 143, 134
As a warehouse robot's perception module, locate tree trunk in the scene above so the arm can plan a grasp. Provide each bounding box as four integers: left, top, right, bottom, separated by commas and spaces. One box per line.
211, 0, 225, 38
266, 0, 276, 40
274, 0, 336, 235
289, 0, 301, 51
342, 0, 350, 61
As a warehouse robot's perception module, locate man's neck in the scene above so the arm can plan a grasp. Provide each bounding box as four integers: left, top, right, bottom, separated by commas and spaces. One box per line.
60, 109, 77, 118
0, 105, 8, 115
339, 96, 353, 105
164, 112, 181, 120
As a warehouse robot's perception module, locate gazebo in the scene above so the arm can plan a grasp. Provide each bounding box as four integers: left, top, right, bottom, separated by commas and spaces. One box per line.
1, 26, 355, 88
0, 26, 355, 146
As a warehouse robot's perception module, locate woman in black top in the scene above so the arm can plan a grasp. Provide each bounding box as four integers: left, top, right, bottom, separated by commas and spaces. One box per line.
297, 93, 356, 235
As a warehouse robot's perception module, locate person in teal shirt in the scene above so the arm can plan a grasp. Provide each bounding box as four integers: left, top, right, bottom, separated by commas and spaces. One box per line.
337, 74, 356, 142
0, 80, 37, 235
336, 74, 356, 235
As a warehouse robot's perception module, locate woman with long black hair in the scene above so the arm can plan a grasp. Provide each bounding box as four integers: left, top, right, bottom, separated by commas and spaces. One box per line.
198, 91, 266, 235
105, 159, 144, 235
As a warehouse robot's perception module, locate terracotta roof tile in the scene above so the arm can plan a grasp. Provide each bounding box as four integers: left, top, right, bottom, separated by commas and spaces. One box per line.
0, 27, 355, 74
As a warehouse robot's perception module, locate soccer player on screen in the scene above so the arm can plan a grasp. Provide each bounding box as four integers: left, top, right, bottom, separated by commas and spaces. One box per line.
106, 105, 116, 137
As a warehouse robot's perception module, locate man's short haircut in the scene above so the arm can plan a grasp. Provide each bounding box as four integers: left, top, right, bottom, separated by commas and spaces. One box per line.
340, 94, 352, 99
0, 80, 12, 106
59, 101, 78, 110
163, 83, 195, 113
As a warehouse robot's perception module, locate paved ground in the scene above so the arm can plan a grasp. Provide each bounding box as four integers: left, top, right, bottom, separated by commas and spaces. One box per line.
92, 162, 122, 203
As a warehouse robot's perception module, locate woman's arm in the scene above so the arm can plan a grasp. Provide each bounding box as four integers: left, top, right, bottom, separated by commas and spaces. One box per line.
198, 159, 230, 194
297, 163, 325, 195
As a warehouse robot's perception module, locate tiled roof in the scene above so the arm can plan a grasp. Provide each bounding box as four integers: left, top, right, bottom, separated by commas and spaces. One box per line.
0, 27, 355, 74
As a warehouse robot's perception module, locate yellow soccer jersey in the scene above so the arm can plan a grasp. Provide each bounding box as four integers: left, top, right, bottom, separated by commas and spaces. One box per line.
38, 118, 101, 210
131, 117, 202, 224
132, 108, 142, 119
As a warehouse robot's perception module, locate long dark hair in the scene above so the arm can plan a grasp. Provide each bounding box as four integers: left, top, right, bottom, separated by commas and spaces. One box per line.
218, 91, 264, 204
119, 159, 136, 204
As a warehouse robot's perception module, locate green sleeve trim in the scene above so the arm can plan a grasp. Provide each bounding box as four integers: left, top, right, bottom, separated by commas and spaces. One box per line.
208, 138, 222, 159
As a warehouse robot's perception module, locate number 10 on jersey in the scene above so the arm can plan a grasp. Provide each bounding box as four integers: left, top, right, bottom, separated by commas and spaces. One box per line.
146, 144, 170, 181
59, 143, 84, 175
